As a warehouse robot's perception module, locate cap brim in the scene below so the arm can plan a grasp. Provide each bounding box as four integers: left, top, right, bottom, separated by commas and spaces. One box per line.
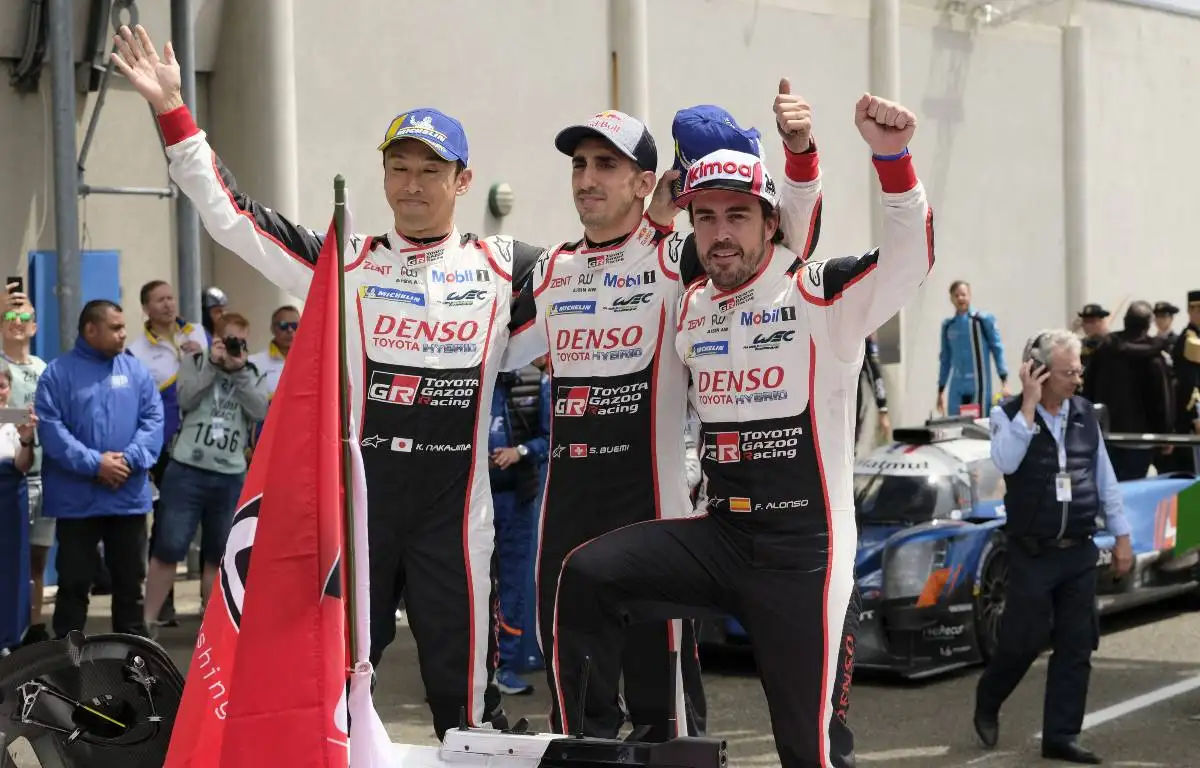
554, 125, 638, 164
676, 180, 775, 209
377, 135, 462, 163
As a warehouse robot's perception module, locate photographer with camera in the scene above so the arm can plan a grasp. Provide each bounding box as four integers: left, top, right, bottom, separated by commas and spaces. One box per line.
143, 312, 268, 634
973, 329, 1132, 764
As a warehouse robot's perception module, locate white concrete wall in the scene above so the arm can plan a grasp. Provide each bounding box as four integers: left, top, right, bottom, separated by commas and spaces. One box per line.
2, 0, 1199, 417
0, 74, 214, 336
1082, 0, 1200, 332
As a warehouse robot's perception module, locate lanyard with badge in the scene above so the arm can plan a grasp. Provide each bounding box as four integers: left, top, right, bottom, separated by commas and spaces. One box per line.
211, 377, 234, 443
1053, 401, 1072, 503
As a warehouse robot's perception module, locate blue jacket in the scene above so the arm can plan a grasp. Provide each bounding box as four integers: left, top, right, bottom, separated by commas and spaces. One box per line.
938, 308, 1008, 412
36, 338, 164, 519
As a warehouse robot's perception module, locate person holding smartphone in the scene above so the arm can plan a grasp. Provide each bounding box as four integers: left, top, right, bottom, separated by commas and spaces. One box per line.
143, 312, 267, 633
1, 281, 51, 644
0, 358, 38, 653
975, 329, 1132, 764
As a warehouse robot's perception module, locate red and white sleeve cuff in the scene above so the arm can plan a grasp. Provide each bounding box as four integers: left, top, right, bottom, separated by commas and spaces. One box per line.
872, 154, 918, 194
157, 105, 201, 146
783, 143, 820, 183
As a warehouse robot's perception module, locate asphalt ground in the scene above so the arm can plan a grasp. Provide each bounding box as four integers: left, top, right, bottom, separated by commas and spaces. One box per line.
9, 582, 1200, 767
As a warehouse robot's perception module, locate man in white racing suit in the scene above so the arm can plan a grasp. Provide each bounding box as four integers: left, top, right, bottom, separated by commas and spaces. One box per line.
113, 24, 538, 738
501, 82, 824, 741
551, 94, 934, 768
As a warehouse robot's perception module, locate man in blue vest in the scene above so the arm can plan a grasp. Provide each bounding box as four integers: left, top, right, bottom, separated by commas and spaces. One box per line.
974, 329, 1133, 765
938, 280, 1009, 417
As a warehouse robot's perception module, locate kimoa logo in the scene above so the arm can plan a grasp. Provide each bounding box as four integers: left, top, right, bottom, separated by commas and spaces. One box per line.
687, 155, 761, 184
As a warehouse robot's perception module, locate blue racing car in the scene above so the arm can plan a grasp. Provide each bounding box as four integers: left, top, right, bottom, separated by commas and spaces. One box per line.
698, 416, 1200, 678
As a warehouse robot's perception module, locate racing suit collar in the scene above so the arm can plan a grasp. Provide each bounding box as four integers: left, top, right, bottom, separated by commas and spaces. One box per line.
392, 228, 457, 266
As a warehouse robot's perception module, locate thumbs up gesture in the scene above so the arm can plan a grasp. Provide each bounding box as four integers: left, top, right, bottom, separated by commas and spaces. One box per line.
773, 78, 813, 154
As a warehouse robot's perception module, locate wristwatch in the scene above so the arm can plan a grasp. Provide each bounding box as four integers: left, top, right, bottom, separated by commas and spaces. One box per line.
19, 438, 34, 447
517, 445, 529, 458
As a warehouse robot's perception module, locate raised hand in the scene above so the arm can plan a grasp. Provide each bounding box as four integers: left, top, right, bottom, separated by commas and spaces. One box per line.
110, 25, 183, 115
646, 170, 682, 226
854, 93, 917, 157
774, 78, 813, 153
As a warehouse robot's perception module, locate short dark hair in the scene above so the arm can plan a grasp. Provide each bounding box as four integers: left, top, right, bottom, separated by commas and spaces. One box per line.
139, 280, 169, 306
78, 300, 122, 336
271, 305, 300, 325
949, 280, 970, 294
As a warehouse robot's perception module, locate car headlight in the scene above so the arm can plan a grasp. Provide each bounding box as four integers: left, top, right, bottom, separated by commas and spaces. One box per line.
884, 538, 948, 600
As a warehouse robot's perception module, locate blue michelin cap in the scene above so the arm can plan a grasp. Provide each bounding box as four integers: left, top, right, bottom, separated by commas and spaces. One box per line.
670, 105, 764, 198
377, 108, 470, 166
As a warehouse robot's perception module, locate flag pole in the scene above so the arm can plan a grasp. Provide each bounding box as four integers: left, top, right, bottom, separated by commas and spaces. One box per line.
333, 174, 360, 661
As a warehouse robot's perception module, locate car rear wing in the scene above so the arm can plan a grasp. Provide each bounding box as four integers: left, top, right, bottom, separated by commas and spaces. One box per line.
1093, 403, 1200, 447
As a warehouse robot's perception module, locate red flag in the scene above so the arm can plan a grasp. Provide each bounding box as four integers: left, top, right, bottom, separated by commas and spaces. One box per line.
165, 213, 349, 768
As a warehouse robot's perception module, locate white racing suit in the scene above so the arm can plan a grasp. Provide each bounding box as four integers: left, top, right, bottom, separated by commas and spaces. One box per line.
551, 153, 934, 768
501, 144, 824, 741
158, 105, 543, 739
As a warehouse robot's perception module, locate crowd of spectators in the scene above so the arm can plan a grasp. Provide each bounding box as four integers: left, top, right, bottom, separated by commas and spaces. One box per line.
0, 278, 298, 653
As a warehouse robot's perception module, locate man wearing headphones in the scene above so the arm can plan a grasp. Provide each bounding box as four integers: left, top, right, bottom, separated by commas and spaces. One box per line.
974, 329, 1133, 765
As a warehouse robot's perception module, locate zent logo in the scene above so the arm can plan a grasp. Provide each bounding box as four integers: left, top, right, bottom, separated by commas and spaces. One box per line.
368, 372, 421, 405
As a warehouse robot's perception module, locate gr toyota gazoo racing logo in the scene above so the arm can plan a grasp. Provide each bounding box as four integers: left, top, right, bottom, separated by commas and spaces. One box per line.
406, 248, 445, 266
603, 270, 656, 289
585, 251, 624, 270
740, 306, 796, 326
554, 382, 647, 417
554, 326, 644, 363
368, 370, 478, 408
555, 386, 590, 417
695, 366, 787, 406
705, 427, 804, 462
368, 372, 421, 405
371, 315, 479, 354
744, 330, 795, 351
716, 289, 754, 314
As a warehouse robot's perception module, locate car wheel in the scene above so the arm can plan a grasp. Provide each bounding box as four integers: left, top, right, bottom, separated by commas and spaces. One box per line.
974, 542, 1008, 662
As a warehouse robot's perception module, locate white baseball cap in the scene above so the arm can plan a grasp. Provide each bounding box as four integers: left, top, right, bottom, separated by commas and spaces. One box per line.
675, 148, 779, 209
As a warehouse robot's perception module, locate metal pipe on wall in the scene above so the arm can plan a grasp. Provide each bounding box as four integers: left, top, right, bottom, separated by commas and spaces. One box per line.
49, 0, 81, 352
172, 0, 203, 324
610, 0, 650, 121
1062, 24, 1089, 322
868, 0, 905, 426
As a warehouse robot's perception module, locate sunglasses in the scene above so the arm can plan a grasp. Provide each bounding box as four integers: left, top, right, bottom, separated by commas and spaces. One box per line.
276, 321, 299, 332
3, 312, 33, 322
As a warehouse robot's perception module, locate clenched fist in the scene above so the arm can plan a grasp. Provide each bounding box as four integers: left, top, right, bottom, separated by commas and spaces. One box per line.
774, 78, 812, 154
854, 93, 917, 157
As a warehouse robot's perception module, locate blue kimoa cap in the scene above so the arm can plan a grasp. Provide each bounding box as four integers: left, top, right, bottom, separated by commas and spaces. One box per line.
670, 105, 765, 198
377, 108, 470, 166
